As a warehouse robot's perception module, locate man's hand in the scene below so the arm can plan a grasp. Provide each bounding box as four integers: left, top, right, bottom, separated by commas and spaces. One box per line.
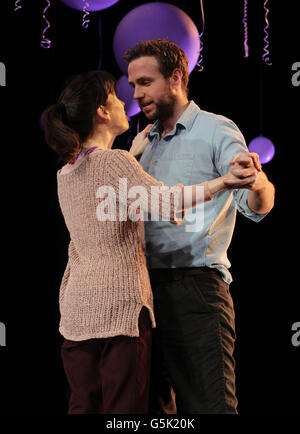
129, 124, 153, 157
230, 152, 262, 172
223, 151, 265, 191
223, 151, 275, 214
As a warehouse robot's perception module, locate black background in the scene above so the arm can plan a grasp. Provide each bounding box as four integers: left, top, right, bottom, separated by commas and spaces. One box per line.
0, 0, 299, 419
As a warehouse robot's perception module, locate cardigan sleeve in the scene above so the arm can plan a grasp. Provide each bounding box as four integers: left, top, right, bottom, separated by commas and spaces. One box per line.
104, 149, 185, 225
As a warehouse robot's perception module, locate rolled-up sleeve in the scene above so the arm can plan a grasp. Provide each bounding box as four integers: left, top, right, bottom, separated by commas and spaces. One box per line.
234, 189, 269, 222
212, 117, 269, 222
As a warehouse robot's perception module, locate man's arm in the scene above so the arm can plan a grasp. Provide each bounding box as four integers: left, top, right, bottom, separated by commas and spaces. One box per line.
224, 152, 275, 214
247, 171, 275, 214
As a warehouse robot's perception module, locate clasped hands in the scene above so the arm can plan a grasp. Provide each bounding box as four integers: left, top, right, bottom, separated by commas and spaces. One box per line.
223, 151, 266, 191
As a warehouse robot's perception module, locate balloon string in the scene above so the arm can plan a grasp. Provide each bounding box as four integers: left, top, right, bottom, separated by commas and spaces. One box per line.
262, 0, 272, 65
196, 0, 205, 71
41, 0, 51, 49
14, 0, 22, 11
82, 0, 90, 29
242, 0, 249, 58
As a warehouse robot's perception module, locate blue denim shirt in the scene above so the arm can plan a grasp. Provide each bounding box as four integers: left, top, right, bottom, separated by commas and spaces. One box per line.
139, 101, 268, 284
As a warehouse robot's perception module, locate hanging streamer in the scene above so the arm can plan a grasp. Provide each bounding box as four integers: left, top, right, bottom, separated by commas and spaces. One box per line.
196, 0, 205, 71
14, 0, 22, 11
41, 1, 51, 49
82, 0, 90, 29
262, 0, 272, 65
242, 0, 249, 58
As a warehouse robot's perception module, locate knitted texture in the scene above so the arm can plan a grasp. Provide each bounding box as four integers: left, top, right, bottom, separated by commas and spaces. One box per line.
57, 149, 185, 341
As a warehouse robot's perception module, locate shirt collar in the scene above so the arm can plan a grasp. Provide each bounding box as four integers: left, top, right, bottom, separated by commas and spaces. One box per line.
148, 100, 200, 141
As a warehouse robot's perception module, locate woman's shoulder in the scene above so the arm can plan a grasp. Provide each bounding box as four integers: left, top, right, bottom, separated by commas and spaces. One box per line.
101, 148, 139, 167
90, 148, 131, 160
86, 149, 141, 180
110, 148, 132, 159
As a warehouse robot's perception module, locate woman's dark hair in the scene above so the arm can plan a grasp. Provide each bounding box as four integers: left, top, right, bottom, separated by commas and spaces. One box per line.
42, 70, 116, 164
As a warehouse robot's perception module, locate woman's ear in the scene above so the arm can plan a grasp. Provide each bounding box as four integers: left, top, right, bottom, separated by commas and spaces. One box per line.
96, 106, 110, 122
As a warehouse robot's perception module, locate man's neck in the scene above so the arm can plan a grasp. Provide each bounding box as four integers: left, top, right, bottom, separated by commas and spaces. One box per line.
160, 100, 190, 138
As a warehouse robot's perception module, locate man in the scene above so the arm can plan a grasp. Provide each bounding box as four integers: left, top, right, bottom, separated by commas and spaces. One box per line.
124, 39, 275, 414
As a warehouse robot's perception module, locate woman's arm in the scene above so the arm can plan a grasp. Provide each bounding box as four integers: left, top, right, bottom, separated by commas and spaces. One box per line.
104, 150, 253, 225
178, 160, 264, 212
178, 176, 232, 211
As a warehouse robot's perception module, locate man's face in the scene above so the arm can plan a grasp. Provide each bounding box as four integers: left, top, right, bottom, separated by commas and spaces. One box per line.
128, 56, 176, 122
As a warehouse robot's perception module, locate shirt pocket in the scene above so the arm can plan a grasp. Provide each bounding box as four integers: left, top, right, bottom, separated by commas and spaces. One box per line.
150, 155, 194, 186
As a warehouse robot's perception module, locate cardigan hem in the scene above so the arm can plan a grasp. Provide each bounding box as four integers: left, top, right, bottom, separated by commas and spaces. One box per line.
59, 327, 150, 342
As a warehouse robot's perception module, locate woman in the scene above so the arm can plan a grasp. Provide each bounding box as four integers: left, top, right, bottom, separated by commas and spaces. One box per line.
42, 70, 245, 414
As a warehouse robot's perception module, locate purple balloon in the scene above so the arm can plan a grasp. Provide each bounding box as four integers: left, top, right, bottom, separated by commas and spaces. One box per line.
60, 0, 119, 12
248, 136, 275, 164
116, 75, 141, 118
113, 2, 200, 75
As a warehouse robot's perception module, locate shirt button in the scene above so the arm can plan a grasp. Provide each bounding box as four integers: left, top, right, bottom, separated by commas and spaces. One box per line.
152, 161, 157, 166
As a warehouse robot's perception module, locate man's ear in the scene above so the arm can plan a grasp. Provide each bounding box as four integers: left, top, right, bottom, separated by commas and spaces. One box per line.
170, 69, 183, 90
96, 106, 110, 122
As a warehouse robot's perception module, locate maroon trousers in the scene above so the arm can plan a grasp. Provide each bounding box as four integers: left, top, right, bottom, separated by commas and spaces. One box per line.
61, 307, 152, 414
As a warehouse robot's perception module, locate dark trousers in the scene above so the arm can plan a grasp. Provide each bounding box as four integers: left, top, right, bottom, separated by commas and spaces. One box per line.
148, 267, 238, 414
61, 306, 152, 414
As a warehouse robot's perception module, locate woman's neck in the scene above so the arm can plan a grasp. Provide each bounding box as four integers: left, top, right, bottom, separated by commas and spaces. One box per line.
82, 129, 116, 151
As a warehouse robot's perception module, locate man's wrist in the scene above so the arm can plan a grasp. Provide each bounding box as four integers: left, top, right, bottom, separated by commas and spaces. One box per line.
250, 171, 268, 192
247, 176, 275, 214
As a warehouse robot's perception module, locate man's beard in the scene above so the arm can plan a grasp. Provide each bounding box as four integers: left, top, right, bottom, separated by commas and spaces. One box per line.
144, 90, 176, 122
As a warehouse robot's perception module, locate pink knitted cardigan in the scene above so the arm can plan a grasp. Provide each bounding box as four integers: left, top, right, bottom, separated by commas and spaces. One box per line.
57, 149, 210, 341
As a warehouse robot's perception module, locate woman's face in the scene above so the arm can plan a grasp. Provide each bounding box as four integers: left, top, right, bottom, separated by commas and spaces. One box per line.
105, 92, 129, 135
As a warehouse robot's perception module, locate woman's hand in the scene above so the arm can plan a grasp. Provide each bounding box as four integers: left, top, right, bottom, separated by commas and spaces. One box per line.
129, 124, 153, 157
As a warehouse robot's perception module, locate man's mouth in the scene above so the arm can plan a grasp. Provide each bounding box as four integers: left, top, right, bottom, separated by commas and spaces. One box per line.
141, 102, 153, 110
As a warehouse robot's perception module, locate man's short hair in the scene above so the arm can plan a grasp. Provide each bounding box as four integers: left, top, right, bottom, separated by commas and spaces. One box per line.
123, 39, 189, 96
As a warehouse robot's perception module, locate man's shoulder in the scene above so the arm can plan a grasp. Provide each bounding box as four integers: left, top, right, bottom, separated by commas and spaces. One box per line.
190, 105, 241, 138
194, 106, 234, 128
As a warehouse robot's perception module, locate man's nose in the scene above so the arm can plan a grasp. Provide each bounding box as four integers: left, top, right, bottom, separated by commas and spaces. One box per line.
133, 86, 144, 100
